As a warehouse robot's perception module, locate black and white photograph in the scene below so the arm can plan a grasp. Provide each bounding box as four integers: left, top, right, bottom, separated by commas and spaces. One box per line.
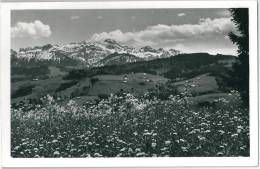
0, 0, 258, 167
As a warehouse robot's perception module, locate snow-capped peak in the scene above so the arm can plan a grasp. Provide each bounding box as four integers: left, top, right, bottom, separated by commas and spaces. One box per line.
13, 39, 181, 66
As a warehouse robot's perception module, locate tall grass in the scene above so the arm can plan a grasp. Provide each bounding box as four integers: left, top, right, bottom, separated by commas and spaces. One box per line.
11, 90, 249, 157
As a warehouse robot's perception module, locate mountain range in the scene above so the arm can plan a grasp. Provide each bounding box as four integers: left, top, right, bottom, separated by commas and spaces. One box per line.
11, 39, 180, 67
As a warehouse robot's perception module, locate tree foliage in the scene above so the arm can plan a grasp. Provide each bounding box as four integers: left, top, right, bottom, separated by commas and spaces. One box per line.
228, 8, 249, 106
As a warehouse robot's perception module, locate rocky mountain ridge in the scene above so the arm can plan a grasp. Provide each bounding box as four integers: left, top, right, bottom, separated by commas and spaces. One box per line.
12, 39, 181, 67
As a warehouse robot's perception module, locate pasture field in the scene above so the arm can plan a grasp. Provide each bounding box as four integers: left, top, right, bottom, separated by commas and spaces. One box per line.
48, 66, 67, 77
88, 73, 168, 95
174, 73, 218, 94
11, 77, 63, 104
11, 72, 169, 104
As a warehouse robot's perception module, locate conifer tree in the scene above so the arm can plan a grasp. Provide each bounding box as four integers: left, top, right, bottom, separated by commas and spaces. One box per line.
228, 8, 249, 107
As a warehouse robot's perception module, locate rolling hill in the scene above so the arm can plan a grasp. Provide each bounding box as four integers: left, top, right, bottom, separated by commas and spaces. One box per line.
11, 52, 237, 105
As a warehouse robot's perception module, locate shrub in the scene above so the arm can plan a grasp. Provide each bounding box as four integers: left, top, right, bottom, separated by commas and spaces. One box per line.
90, 78, 99, 86
11, 83, 35, 98
97, 93, 110, 100
138, 82, 145, 86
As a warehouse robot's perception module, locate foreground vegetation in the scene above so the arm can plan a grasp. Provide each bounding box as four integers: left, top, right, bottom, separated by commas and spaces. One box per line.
11, 89, 249, 158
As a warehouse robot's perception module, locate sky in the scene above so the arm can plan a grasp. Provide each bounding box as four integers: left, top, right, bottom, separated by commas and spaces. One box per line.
11, 8, 238, 55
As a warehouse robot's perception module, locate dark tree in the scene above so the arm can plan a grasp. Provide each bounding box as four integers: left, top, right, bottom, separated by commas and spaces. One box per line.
228, 8, 249, 107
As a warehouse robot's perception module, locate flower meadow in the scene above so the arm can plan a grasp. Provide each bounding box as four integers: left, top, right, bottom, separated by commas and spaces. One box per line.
11, 91, 249, 158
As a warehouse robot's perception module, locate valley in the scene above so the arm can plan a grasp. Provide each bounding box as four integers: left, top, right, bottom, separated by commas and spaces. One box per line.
11, 44, 237, 108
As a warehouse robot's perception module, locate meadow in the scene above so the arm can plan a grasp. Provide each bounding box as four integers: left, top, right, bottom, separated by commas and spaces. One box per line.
11, 88, 249, 157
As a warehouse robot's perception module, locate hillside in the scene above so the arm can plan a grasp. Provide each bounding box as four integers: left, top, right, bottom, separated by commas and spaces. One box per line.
11, 52, 237, 105
98, 52, 144, 66
64, 53, 236, 81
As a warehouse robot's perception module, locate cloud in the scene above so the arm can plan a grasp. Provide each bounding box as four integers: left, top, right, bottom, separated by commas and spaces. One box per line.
11, 20, 52, 39
70, 15, 80, 20
177, 13, 186, 17
91, 17, 235, 42
90, 17, 237, 55
90, 17, 236, 52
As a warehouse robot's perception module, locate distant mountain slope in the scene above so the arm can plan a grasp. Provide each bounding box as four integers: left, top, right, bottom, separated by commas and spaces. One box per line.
97, 52, 144, 66
12, 39, 181, 67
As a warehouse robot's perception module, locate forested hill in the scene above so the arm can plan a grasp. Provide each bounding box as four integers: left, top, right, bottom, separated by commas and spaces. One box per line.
64, 53, 236, 81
